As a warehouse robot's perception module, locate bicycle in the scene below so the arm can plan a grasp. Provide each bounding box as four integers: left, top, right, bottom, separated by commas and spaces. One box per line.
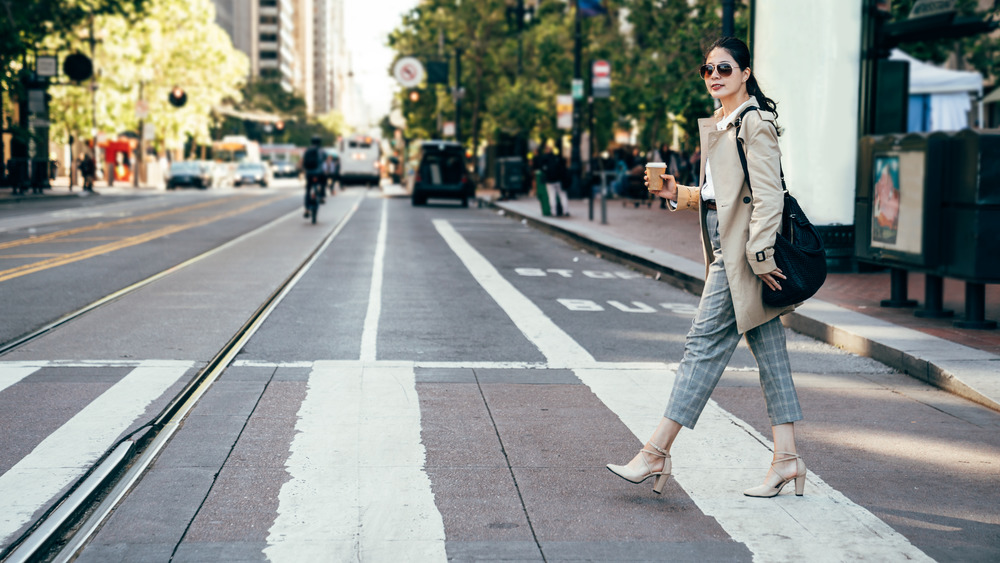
304, 173, 322, 224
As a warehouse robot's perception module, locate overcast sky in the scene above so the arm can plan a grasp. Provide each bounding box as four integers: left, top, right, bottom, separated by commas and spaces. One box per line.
343, 0, 419, 123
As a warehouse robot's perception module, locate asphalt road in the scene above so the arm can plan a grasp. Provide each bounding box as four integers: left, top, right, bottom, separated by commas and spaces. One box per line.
0, 182, 997, 562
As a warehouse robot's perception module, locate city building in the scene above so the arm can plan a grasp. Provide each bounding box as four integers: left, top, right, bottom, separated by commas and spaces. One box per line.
212, 0, 355, 118
292, 0, 314, 114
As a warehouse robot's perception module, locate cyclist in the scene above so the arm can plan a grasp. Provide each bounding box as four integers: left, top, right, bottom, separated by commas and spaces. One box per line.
302, 136, 324, 217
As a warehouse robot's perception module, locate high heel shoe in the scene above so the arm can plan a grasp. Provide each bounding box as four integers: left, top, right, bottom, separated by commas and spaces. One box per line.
607, 443, 672, 494
743, 451, 806, 498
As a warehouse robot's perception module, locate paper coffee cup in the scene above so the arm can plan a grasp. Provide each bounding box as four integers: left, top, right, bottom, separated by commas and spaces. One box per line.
646, 162, 667, 192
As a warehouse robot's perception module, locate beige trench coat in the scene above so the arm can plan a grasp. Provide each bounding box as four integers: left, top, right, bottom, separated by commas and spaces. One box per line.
671, 103, 795, 333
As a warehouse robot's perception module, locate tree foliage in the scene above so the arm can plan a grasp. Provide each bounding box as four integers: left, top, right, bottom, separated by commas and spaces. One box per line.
387, 0, 747, 154
888, 0, 1000, 82
219, 78, 348, 146
0, 0, 147, 90
42, 0, 248, 152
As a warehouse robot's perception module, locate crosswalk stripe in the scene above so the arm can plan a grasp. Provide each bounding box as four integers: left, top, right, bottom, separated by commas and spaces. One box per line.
577, 367, 933, 562
0, 360, 193, 546
360, 198, 388, 362
436, 220, 931, 561
434, 219, 595, 368
264, 362, 447, 562
0, 363, 41, 394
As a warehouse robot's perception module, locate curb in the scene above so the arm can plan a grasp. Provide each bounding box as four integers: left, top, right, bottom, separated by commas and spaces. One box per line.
482, 196, 1000, 414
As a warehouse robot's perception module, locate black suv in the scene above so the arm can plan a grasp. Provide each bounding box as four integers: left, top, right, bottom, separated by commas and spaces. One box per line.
410, 141, 474, 206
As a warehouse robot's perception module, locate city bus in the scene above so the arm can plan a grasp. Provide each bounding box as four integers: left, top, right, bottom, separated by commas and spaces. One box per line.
338, 134, 381, 186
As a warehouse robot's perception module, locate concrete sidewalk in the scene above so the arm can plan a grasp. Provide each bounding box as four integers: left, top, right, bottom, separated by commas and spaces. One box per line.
479, 188, 1000, 414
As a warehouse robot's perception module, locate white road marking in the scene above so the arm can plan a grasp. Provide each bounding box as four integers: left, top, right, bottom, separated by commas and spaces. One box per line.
360, 198, 388, 362
434, 219, 595, 368
434, 220, 932, 562
576, 367, 933, 562
0, 360, 193, 546
264, 362, 446, 562
0, 363, 41, 394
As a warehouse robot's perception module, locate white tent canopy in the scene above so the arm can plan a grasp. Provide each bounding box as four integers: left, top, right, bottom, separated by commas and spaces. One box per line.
890, 49, 984, 131
891, 49, 983, 95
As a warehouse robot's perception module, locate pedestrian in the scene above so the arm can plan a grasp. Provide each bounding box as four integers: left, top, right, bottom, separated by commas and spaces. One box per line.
322, 153, 338, 196
689, 145, 702, 186
540, 142, 569, 217
301, 137, 324, 217
607, 36, 805, 498
78, 153, 96, 193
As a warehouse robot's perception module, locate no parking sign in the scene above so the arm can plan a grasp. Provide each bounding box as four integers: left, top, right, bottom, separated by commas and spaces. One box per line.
393, 57, 425, 88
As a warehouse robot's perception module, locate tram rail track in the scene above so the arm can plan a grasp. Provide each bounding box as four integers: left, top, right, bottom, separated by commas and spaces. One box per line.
0, 197, 362, 563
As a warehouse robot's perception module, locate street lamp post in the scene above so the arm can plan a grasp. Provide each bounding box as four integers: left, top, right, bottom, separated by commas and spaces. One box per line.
570, 1, 583, 200
88, 15, 99, 174
722, 0, 735, 37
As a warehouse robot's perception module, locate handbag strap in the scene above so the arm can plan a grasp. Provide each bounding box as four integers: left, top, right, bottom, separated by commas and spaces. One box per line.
733, 106, 787, 196
734, 106, 792, 243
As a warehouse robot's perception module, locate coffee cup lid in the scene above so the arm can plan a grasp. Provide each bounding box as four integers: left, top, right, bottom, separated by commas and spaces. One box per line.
646, 162, 666, 167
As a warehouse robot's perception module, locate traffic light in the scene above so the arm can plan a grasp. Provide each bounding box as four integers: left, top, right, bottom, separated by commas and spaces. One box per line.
408, 89, 420, 103
168, 86, 187, 108
62, 52, 93, 82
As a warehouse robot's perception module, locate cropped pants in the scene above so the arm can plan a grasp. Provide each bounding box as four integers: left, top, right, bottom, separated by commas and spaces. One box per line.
664, 209, 803, 429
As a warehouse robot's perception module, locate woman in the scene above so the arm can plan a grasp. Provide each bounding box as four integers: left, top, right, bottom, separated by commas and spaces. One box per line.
606, 36, 806, 498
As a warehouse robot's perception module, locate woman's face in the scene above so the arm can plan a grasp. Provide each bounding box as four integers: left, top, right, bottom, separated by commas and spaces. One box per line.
703, 47, 750, 101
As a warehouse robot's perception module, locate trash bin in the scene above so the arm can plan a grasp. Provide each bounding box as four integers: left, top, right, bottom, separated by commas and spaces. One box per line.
854, 132, 946, 271
940, 129, 1000, 282
496, 157, 526, 198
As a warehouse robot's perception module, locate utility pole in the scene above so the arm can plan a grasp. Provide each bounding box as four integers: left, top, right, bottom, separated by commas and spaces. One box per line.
89, 15, 98, 170
134, 81, 143, 187
570, 1, 582, 199
723, 0, 735, 37
455, 47, 463, 145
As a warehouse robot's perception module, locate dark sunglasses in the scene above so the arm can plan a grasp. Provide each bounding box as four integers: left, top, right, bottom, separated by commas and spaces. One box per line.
699, 63, 734, 79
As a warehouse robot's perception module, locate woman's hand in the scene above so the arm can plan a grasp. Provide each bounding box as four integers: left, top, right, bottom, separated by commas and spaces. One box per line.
758, 267, 786, 292
643, 171, 678, 202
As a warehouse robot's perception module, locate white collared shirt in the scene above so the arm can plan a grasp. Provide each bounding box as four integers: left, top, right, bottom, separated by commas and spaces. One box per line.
701, 97, 756, 203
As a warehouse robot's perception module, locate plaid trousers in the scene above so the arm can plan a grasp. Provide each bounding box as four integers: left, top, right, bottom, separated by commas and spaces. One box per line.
664, 210, 803, 429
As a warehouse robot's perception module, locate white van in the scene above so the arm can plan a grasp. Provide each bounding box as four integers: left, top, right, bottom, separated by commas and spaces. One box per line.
338, 135, 381, 186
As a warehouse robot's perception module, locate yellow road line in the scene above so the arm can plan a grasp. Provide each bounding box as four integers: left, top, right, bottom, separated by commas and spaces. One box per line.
0, 195, 255, 250
0, 195, 289, 283
0, 254, 63, 259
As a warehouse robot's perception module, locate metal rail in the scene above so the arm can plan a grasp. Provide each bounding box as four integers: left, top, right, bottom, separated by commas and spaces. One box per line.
0, 197, 363, 563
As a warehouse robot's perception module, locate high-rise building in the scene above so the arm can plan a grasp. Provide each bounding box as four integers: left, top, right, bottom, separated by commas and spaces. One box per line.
313, 0, 335, 114
258, 0, 296, 92
213, 0, 259, 76
212, 0, 351, 117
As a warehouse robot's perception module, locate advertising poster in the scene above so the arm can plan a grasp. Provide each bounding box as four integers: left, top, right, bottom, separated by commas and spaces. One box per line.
872, 155, 900, 245
871, 152, 924, 255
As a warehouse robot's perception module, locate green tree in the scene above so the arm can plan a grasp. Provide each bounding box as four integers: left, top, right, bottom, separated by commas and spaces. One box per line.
386, 0, 748, 158
0, 0, 147, 91
887, 0, 999, 82
221, 78, 349, 146
44, 0, 248, 155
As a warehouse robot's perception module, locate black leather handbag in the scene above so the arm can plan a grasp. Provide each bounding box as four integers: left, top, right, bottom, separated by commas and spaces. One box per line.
736, 111, 827, 308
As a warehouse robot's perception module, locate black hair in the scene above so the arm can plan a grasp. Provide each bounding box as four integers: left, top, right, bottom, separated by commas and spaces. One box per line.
706, 36, 778, 120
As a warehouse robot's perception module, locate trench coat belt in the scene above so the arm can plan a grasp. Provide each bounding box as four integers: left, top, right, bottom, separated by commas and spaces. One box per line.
704, 199, 717, 210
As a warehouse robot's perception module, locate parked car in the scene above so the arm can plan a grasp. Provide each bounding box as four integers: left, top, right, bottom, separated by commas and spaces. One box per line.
233, 162, 271, 187
167, 161, 212, 190
409, 141, 473, 206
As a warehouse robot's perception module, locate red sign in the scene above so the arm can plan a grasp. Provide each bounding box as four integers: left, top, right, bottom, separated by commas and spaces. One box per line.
593, 60, 610, 78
